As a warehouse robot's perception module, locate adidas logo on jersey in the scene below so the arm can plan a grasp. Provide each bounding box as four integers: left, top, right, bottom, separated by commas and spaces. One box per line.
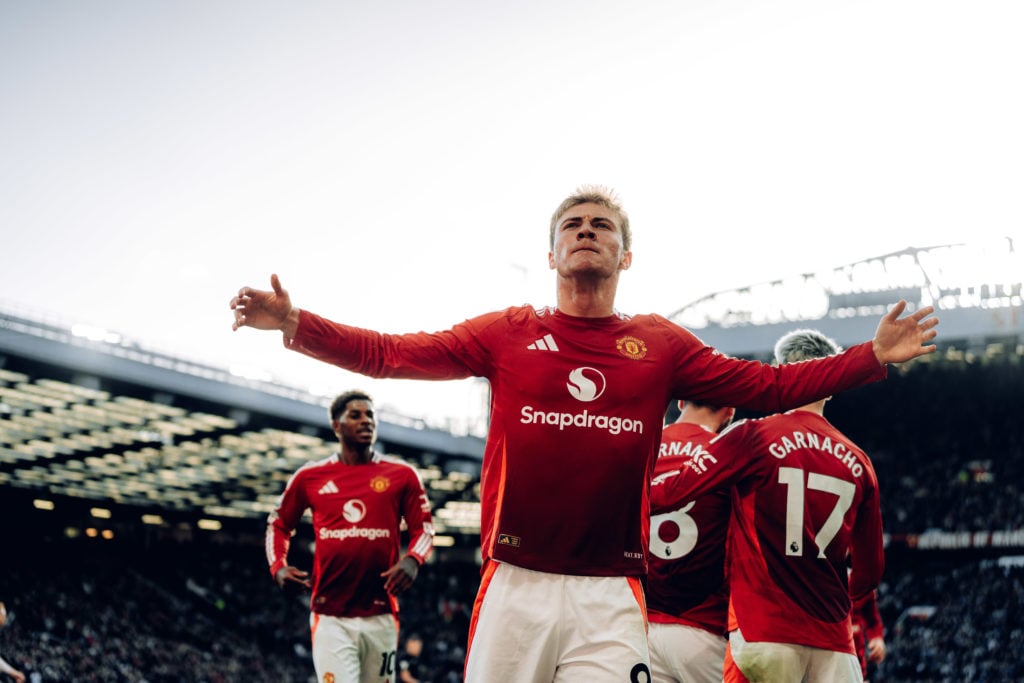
318, 480, 340, 495
527, 334, 559, 351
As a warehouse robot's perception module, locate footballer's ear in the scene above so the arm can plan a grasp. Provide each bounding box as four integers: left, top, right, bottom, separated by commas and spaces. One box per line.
619, 250, 633, 271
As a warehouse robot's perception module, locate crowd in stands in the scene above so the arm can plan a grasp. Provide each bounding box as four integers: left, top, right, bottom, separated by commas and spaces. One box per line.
871, 557, 1024, 682
826, 355, 1024, 536
1, 353, 1021, 682
1, 538, 477, 683
3, 543, 1022, 682
2, 539, 311, 682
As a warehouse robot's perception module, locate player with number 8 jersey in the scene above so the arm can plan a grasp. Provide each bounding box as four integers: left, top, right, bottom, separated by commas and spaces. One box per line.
647, 400, 737, 683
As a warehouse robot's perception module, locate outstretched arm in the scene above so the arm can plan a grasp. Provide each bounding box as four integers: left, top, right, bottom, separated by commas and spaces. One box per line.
872, 300, 938, 365
230, 274, 302, 339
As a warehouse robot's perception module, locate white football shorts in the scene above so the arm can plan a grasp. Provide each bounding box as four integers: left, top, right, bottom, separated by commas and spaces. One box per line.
464, 561, 651, 683
725, 627, 863, 683
648, 620, 726, 683
311, 612, 400, 683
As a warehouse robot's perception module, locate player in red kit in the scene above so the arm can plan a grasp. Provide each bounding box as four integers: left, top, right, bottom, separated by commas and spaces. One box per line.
654, 329, 885, 682
232, 186, 937, 683
266, 390, 434, 683
647, 400, 736, 683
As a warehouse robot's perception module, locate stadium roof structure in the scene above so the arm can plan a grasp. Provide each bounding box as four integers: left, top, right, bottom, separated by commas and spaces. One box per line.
0, 308, 486, 459
668, 237, 1022, 360
0, 308, 485, 549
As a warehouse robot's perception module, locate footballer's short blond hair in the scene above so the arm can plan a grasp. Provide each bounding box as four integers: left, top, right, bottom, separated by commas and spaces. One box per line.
549, 185, 631, 252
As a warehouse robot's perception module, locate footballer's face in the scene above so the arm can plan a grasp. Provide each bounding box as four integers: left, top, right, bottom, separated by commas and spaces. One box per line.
333, 399, 377, 450
548, 202, 632, 278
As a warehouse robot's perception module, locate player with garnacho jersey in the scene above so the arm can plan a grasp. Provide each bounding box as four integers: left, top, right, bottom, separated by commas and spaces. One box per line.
653, 329, 884, 683
231, 186, 937, 682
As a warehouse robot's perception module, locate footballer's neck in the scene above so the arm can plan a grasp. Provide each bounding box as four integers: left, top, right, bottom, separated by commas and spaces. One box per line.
340, 445, 375, 465
556, 274, 620, 318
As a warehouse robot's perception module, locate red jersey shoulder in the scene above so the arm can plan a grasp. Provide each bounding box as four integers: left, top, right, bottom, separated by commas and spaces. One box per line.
371, 454, 426, 490
763, 411, 870, 455
731, 411, 876, 483
654, 421, 710, 457
712, 412, 815, 447
661, 421, 711, 439
486, 306, 686, 351
287, 454, 423, 493
483, 305, 551, 328
287, 453, 341, 482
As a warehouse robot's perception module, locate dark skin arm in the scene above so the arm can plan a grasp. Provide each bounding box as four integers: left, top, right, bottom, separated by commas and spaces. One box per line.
275, 557, 418, 596
275, 565, 312, 592
381, 556, 420, 596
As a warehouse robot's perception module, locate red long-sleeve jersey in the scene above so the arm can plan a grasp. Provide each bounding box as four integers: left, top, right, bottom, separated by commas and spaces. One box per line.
287, 306, 885, 577
647, 421, 730, 635
266, 452, 433, 618
656, 409, 884, 653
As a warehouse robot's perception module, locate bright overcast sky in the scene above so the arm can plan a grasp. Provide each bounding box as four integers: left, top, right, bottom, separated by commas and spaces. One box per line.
2, 1, 1021, 434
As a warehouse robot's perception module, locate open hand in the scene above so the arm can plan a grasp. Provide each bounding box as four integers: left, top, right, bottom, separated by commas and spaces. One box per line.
872, 300, 939, 365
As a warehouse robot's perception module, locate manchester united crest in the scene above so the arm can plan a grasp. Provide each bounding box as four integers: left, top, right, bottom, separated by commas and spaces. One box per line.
370, 476, 390, 493
616, 335, 648, 360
